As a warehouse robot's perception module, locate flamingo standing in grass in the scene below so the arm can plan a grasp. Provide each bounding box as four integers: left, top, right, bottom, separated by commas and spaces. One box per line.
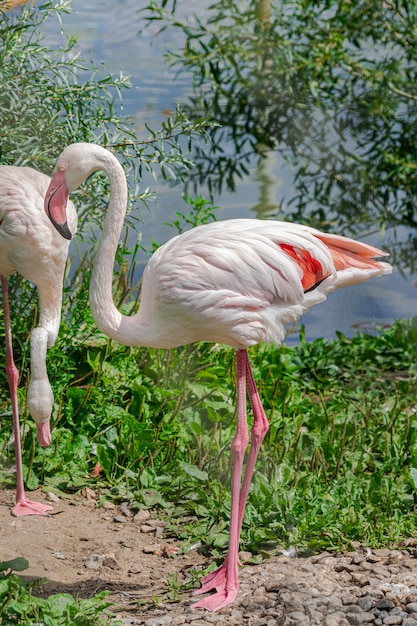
44, 142, 392, 611
0, 164, 77, 516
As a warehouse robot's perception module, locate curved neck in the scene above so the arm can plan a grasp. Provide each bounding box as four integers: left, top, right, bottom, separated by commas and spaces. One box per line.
89, 155, 145, 345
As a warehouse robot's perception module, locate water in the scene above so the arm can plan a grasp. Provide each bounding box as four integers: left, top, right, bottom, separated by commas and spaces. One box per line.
38, 0, 416, 344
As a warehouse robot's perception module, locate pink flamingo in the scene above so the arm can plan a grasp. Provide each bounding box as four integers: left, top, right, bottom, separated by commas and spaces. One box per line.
0, 164, 77, 516
1, 0, 31, 9
0, 0, 28, 11
45, 143, 392, 611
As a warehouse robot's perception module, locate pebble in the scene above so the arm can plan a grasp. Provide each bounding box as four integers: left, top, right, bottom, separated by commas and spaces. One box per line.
112, 547, 417, 625
140, 524, 157, 533
102, 500, 117, 510
134, 510, 152, 523
143, 617, 173, 626
46, 491, 60, 503
83, 553, 105, 570
358, 596, 374, 611
120, 502, 135, 517
143, 543, 163, 555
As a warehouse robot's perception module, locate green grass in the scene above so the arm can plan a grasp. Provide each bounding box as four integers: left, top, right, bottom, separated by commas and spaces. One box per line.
0, 558, 120, 625
2, 281, 416, 557
1, 582, 116, 626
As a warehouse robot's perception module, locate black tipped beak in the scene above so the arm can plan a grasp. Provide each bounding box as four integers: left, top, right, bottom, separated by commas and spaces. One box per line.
45, 180, 73, 241
52, 219, 73, 241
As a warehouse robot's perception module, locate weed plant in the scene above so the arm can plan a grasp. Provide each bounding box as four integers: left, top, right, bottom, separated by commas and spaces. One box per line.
0, 558, 120, 625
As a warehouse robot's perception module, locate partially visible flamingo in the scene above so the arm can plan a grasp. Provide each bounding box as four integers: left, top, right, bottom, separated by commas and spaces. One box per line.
45, 142, 392, 611
0, 164, 77, 516
0, 0, 31, 9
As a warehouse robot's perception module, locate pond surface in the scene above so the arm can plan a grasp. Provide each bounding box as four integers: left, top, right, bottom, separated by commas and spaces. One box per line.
39, 0, 416, 344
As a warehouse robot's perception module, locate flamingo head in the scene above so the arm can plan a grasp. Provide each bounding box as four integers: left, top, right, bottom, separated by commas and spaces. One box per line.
45, 142, 114, 240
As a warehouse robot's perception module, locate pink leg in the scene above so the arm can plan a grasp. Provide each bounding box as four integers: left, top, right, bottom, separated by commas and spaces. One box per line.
194, 349, 269, 611
1, 276, 51, 517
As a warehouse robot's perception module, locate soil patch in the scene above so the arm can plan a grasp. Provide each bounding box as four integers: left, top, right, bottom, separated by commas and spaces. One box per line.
0, 487, 206, 604
1, 488, 417, 625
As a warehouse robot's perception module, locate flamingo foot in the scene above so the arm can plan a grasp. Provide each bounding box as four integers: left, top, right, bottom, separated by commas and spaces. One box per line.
193, 563, 238, 611
11, 498, 52, 517
193, 586, 238, 612
193, 563, 227, 595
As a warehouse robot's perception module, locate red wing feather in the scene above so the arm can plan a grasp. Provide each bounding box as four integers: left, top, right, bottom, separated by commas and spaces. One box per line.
280, 243, 330, 291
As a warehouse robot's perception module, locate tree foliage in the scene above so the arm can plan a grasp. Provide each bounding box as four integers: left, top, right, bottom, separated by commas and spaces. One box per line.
143, 0, 417, 259
0, 0, 212, 234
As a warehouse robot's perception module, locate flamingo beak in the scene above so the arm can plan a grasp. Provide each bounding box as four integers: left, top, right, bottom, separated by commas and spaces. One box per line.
36, 420, 51, 448
44, 170, 73, 241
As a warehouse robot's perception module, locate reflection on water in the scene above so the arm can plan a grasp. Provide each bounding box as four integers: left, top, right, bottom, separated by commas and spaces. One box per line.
37, 0, 416, 343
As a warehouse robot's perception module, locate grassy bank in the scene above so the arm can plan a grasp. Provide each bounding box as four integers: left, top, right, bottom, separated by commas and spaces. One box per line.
2, 308, 416, 556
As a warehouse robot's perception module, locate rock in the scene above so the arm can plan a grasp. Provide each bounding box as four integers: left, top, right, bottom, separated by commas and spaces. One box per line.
148, 519, 167, 528
357, 596, 374, 611
351, 573, 370, 586
102, 500, 116, 510
345, 614, 366, 625
134, 509, 151, 523
144, 616, 173, 626
143, 543, 163, 555
352, 550, 371, 565
103, 555, 120, 570
368, 554, 383, 563
119, 501, 134, 517
240, 594, 275, 610
286, 611, 309, 624
82, 554, 105, 570
324, 616, 347, 626
46, 492, 60, 503
83, 499, 96, 508
376, 599, 396, 610
335, 563, 356, 573
343, 604, 366, 614
341, 593, 360, 605
327, 596, 344, 611
382, 616, 403, 624
310, 551, 332, 563
81, 487, 97, 500
141, 524, 157, 533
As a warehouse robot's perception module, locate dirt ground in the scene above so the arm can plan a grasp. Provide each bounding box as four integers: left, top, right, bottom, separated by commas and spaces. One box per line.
0, 486, 209, 617
3, 487, 417, 625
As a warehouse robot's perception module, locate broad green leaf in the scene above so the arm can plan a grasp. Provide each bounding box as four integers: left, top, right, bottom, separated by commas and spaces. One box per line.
0, 557, 29, 573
